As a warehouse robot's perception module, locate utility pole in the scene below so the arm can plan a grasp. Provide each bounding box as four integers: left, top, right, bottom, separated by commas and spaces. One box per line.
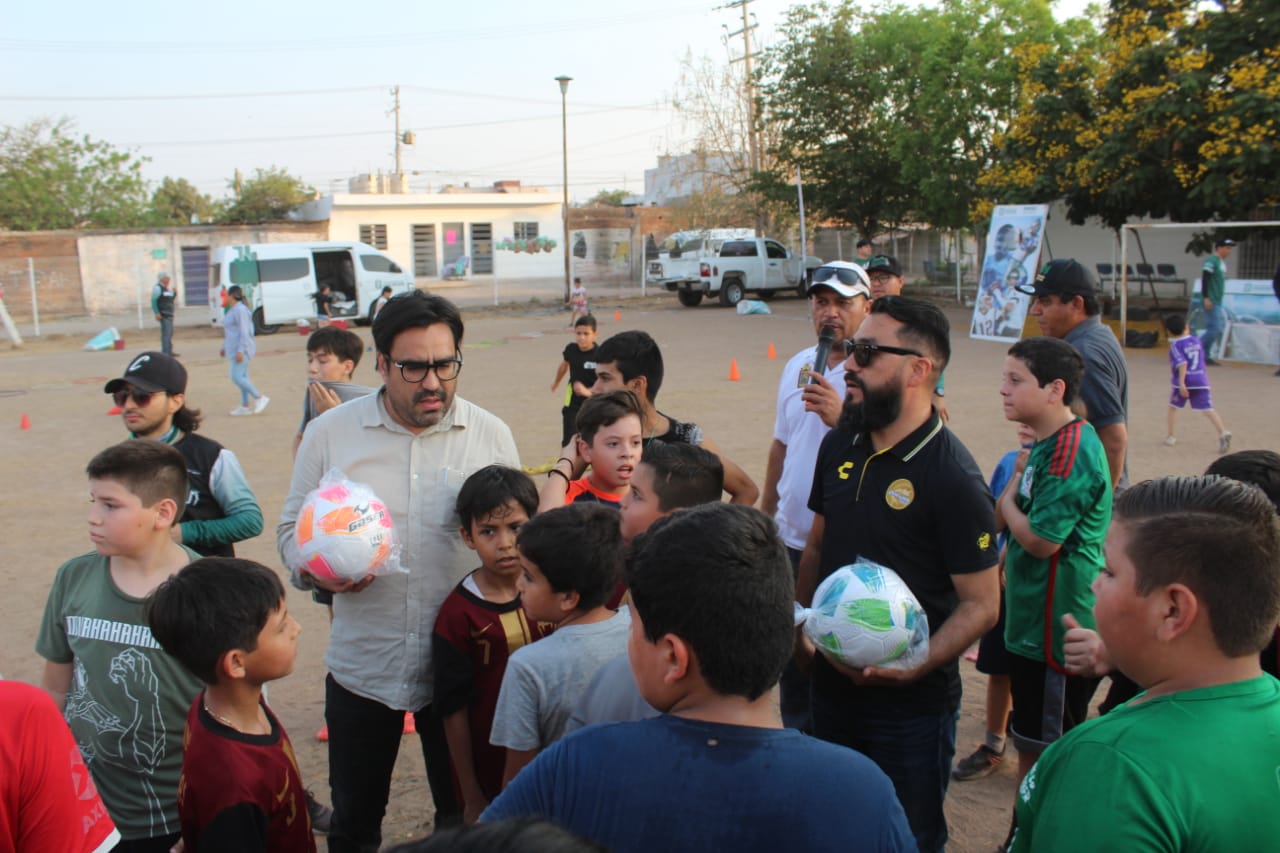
722, 0, 763, 234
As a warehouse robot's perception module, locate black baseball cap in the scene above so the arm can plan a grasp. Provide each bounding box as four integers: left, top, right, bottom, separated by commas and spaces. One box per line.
1214, 238, 1236, 248
865, 255, 902, 277
104, 352, 188, 395
1017, 259, 1099, 299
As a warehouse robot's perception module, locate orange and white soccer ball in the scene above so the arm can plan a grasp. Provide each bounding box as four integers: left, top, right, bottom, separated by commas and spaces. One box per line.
296, 481, 395, 582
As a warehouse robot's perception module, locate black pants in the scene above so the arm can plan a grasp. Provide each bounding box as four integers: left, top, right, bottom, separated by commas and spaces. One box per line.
325, 675, 458, 853
561, 402, 583, 446
112, 834, 181, 853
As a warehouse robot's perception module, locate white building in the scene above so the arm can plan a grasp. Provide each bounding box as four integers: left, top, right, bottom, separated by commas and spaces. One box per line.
296, 181, 565, 286
643, 151, 738, 206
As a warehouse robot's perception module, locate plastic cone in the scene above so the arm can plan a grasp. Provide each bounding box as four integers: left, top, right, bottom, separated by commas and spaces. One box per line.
107, 405, 123, 416
614, 309, 622, 322
20, 414, 31, 430
767, 342, 777, 360
728, 360, 741, 382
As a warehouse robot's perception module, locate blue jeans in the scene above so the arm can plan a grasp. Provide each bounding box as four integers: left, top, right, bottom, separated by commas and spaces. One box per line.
1200, 303, 1223, 358
812, 693, 959, 853
324, 675, 458, 853
228, 355, 260, 405
159, 314, 173, 354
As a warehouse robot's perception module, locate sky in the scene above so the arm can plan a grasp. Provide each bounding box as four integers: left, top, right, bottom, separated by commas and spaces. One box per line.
3, 0, 1093, 205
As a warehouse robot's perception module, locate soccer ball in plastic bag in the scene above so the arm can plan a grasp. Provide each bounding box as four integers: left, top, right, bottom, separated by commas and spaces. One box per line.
296, 478, 396, 582
801, 560, 929, 670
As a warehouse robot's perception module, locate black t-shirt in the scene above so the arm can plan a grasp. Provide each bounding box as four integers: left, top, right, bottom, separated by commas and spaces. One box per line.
561, 343, 598, 407
808, 412, 999, 712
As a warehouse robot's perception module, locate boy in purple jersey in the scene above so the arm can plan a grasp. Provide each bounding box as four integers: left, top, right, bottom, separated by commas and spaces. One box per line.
1163, 314, 1230, 453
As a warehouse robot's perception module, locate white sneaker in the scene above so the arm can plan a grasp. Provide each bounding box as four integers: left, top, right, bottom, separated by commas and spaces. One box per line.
253, 395, 271, 414
229, 406, 253, 416
1219, 432, 1232, 454
1163, 435, 1177, 446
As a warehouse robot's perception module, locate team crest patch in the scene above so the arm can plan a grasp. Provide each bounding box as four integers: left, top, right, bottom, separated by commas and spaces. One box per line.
885, 478, 914, 510
1019, 465, 1035, 499
838, 461, 854, 481
978, 532, 993, 551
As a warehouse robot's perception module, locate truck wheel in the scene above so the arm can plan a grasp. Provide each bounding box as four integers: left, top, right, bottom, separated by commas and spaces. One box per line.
253, 307, 281, 335
719, 279, 744, 307
677, 290, 704, 307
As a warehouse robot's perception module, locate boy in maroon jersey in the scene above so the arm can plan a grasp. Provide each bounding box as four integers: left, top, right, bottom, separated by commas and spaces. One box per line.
147, 558, 316, 853
432, 466, 549, 824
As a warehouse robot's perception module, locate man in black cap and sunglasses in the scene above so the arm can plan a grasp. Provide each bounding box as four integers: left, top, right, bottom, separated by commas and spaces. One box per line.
104, 351, 263, 558
796, 296, 1000, 853
865, 253, 950, 420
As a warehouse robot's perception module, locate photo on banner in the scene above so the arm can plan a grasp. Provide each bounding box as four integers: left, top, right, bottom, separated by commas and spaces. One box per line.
1190, 277, 1280, 365
969, 204, 1049, 342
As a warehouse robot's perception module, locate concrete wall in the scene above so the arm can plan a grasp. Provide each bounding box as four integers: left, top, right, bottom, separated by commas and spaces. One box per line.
0, 232, 84, 321
0, 223, 328, 321
74, 223, 328, 315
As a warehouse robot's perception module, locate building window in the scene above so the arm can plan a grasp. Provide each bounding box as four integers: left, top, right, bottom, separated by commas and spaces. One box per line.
514, 221, 539, 240
359, 224, 388, 249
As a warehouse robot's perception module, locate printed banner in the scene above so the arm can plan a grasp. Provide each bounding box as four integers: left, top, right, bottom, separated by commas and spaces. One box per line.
969, 204, 1048, 342
1190, 278, 1280, 365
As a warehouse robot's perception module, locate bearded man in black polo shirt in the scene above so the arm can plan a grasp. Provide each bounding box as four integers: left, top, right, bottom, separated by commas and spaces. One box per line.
796, 296, 1000, 853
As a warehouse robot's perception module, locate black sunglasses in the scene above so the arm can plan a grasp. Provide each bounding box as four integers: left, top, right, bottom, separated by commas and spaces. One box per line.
392, 357, 464, 383
810, 266, 867, 287
841, 340, 924, 367
112, 388, 157, 407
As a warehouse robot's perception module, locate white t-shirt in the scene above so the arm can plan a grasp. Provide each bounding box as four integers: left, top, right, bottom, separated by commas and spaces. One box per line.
772, 345, 845, 551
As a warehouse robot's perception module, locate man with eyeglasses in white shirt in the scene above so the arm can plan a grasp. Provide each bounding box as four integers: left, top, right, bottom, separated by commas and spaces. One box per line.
278, 290, 519, 851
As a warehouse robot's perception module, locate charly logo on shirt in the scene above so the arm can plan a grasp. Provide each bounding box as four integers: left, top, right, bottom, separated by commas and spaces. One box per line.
885, 478, 914, 510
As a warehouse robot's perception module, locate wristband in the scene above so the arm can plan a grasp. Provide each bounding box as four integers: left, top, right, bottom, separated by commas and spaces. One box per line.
548, 468, 571, 485
556, 457, 573, 467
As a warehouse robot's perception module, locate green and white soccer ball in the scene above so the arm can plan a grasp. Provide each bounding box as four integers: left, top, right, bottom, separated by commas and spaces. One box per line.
802, 560, 929, 670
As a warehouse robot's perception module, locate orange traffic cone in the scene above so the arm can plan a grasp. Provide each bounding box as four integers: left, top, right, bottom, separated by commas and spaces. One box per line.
728, 360, 741, 382
20, 414, 31, 430
614, 309, 622, 322
107, 405, 123, 416
767, 342, 777, 360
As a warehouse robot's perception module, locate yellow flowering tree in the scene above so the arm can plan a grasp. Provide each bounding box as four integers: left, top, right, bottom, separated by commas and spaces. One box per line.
980, 0, 1280, 230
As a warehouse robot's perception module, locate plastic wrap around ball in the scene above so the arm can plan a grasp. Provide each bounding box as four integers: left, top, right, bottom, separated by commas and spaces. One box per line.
803, 560, 929, 671
296, 481, 395, 582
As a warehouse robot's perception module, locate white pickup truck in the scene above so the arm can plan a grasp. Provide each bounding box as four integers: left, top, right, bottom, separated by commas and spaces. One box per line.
653, 237, 822, 307
645, 229, 753, 292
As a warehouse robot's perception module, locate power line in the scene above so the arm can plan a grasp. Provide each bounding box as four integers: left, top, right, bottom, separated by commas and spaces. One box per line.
0, 7, 706, 55
122, 106, 671, 148
0, 84, 668, 113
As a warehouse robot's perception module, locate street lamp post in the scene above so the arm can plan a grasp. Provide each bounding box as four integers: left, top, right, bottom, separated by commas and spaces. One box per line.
556, 75, 572, 304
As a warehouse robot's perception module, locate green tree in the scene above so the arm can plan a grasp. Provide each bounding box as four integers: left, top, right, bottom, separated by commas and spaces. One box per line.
757, 0, 1073, 240
980, 0, 1280, 231
149, 176, 222, 226
587, 188, 629, 207
0, 118, 150, 230
220, 166, 313, 224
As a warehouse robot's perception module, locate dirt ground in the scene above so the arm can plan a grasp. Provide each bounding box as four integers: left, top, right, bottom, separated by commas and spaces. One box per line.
2, 292, 1274, 850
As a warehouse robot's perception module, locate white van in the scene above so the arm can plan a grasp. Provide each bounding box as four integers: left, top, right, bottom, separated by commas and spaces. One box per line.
208, 241, 416, 333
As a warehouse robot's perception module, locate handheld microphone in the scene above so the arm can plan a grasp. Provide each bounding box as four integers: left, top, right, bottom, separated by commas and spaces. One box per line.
810, 327, 837, 384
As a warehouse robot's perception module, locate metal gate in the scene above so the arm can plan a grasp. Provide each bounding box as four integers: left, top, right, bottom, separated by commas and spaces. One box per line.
471, 222, 493, 274
181, 246, 210, 306
412, 225, 438, 277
